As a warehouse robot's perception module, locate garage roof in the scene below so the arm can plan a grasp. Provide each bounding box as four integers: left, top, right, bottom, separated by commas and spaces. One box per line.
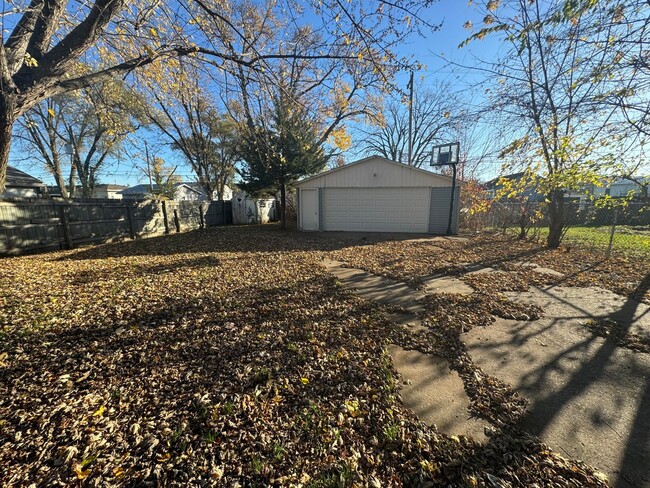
295, 156, 457, 188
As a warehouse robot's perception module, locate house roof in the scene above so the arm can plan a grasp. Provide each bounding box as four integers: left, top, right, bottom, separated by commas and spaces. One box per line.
6, 166, 45, 188
96, 184, 128, 191
121, 184, 156, 195
294, 155, 458, 187
121, 183, 204, 195
485, 172, 527, 188
611, 176, 650, 186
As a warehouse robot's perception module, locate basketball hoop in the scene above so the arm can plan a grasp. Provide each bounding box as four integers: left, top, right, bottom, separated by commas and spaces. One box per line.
431, 142, 459, 167
431, 142, 460, 235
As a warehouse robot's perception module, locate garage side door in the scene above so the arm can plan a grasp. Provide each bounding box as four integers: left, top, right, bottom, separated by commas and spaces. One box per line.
322, 188, 431, 232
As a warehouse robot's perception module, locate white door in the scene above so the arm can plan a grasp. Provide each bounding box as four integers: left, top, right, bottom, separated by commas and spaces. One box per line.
300, 189, 319, 231
322, 187, 430, 233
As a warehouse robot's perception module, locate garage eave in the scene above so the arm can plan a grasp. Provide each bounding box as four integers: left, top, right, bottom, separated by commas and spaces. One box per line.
295, 156, 461, 188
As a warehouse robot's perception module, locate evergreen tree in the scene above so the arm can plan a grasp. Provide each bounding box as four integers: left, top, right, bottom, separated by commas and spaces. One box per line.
238, 90, 329, 228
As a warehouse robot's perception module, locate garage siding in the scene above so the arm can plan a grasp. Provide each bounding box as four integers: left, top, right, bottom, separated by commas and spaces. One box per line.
321, 187, 431, 233
429, 187, 460, 234
297, 158, 453, 189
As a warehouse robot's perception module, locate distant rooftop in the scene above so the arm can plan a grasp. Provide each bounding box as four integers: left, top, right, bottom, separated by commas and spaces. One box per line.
6, 166, 45, 188
121, 183, 204, 195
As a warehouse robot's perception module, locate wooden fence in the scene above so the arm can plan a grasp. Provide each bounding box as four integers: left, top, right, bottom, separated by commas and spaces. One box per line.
0, 199, 232, 255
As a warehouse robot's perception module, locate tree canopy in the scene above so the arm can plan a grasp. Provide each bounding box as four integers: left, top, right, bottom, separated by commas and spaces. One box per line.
238, 85, 330, 227
1, 0, 440, 191
462, 0, 650, 247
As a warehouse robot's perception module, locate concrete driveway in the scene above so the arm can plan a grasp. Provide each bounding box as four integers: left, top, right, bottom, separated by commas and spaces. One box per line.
464, 285, 650, 487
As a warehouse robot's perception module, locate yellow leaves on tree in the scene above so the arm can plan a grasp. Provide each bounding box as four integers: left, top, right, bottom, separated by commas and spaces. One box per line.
329, 127, 352, 152
23, 53, 38, 68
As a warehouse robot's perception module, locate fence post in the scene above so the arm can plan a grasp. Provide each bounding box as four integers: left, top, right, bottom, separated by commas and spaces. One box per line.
607, 206, 618, 257
162, 200, 170, 234
173, 208, 181, 233
126, 204, 136, 239
58, 204, 73, 249
199, 204, 205, 229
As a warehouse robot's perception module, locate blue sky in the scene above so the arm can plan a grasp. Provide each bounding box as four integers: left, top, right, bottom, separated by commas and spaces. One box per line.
9, 0, 503, 187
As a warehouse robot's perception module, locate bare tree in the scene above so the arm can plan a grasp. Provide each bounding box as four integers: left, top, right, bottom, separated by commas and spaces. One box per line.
361, 83, 458, 167
602, 0, 650, 141
221, 8, 389, 158
16, 96, 75, 197
143, 61, 237, 201
16, 74, 146, 197
0, 0, 171, 191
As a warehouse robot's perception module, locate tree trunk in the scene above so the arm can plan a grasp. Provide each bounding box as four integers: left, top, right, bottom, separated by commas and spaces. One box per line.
0, 96, 16, 193
518, 221, 528, 240
54, 169, 69, 198
199, 177, 213, 201
81, 179, 93, 198
51, 150, 69, 198
547, 190, 565, 248
280, 182, 287, 229
217, 178, 225, 201
69, 164, 76, 198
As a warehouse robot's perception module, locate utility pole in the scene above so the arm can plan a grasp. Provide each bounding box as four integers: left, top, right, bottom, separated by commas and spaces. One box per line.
144, 140, 153, 191
407, 71, 414, 166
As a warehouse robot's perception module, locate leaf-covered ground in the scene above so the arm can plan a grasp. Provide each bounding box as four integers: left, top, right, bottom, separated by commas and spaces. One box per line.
582, 318, 650, 354
0, 227, 615, 486
330, 233, 650, 303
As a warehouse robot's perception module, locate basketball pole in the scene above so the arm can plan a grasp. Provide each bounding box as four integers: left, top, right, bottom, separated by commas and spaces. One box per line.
446, 162, 457, 235
431, 142, 460, 235
407, 71, 414, 166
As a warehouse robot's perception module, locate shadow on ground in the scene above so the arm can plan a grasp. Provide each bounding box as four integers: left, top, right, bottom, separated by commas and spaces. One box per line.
465, 275, 650, 487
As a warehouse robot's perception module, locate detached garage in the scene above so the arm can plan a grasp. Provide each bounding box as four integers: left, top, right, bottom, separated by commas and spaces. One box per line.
295, 156, 460, 234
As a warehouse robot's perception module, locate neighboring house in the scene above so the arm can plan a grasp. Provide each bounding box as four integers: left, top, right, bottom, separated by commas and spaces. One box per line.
593, 177, 650, 199
484, 172, 545, 202
485, 172, 596, 204
184, 183, 233, 201
46, 184, 128, 199
1, 166, 46, 198
294, 155, 460, 234
93, 184, 128, 199
121, 183, 233, 201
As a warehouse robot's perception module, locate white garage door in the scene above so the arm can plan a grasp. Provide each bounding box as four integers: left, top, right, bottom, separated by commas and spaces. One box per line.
322, 187, 431, 232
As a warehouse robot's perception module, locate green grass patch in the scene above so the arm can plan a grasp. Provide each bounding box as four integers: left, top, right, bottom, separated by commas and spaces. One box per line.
514, 225, 650, 257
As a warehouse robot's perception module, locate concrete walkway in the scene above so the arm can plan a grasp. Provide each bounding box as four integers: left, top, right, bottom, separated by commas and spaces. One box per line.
464, 285, 650, 487
421, 274, 474, 295
388, 345, 487, 441
321, 258, 488, 440
322, 255, 650, 486
322, 259, 425, 314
